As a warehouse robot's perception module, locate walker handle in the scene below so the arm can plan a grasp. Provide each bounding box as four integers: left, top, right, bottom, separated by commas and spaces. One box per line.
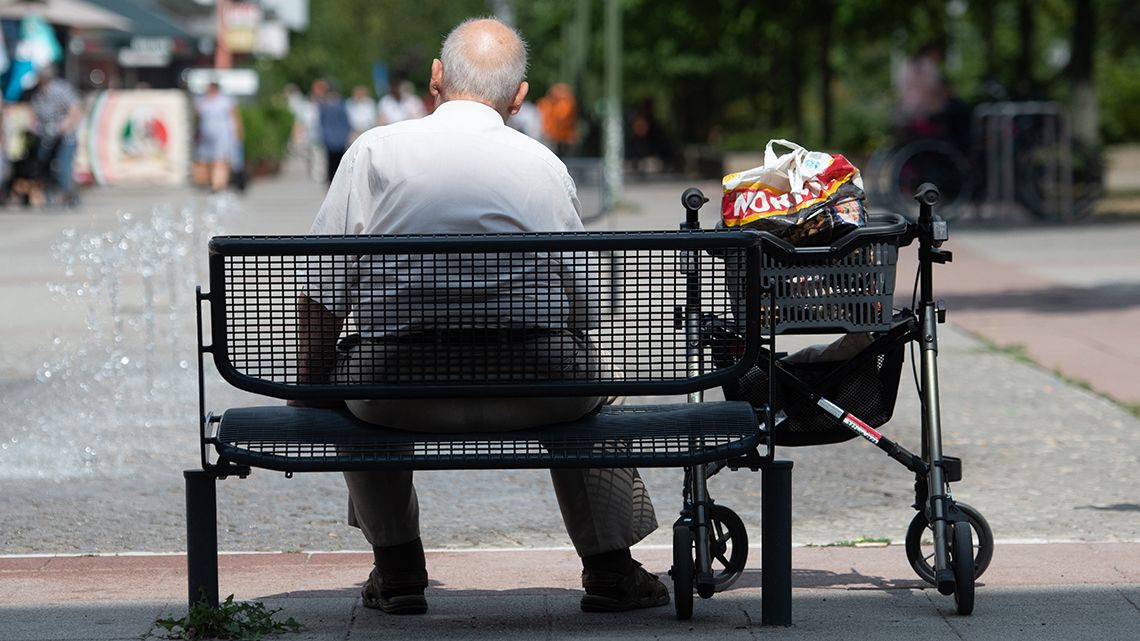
914, 183, 940, 221
681, 187, 708, 229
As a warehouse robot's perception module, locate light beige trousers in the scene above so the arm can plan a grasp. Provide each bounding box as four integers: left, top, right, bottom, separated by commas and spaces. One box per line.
337, 331, 658, 557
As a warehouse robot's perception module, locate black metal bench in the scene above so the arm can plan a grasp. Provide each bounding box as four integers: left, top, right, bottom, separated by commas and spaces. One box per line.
187, 229, 793, 624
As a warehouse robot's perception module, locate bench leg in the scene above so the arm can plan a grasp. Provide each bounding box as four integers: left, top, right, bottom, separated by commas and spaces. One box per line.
761, 459, 793, 626
185, 469, 219, 610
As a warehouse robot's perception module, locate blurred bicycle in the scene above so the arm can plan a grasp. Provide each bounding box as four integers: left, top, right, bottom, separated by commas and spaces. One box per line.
865, 101, 1103, 222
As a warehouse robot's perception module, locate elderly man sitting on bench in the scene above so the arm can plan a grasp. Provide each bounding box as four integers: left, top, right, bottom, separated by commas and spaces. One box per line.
290, 16, 668, 616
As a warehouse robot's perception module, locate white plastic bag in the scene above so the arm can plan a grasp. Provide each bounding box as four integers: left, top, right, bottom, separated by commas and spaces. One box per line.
721, 139, 866, 245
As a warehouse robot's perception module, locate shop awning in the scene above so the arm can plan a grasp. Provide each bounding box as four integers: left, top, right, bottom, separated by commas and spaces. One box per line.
83, 0, 197, 48
0, 0, 131, 30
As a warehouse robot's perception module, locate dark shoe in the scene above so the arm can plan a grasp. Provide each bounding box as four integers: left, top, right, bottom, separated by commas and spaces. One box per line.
580, 561, 670, 612
361, 565, 428, 615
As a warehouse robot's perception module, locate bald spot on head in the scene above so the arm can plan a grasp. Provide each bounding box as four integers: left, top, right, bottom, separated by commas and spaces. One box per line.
435, 17, 528, 116
449, 19, 524, 77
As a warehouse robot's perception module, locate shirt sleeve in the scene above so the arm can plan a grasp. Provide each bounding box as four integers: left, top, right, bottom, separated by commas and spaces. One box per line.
560, 170, 585, 232
305, 141, 367, 317
550, 168, 597, 329
309, 140, 365, 235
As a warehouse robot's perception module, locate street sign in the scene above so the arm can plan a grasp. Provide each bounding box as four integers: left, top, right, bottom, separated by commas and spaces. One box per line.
185, 68, 259, 96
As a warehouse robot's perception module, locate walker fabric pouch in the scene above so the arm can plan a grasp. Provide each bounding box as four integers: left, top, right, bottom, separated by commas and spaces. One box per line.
721, 139, 867, 246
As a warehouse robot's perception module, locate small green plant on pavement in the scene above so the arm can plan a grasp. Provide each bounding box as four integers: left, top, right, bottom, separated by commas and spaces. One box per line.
805, 535, 892, 548
156, 591, 301, 640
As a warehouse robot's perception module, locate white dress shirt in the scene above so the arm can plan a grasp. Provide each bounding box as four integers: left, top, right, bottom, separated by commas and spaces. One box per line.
307, 100, 592, 336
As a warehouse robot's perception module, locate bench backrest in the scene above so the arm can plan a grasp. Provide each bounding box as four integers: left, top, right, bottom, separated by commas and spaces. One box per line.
203, 231, 761, 400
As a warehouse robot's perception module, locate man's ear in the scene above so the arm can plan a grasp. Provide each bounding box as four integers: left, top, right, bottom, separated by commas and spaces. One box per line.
430, 59, 444, 98
509, 81, 529, 116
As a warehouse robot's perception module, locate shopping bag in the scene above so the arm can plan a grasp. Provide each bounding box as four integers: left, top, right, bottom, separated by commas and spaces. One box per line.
721, 139, 866, 246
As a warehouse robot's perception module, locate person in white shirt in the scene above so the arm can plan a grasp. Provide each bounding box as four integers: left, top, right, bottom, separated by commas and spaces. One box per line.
507, 98, 544, 142
296, 16, 665, 616
345, 84, 378, 140
376, 79, 427, 125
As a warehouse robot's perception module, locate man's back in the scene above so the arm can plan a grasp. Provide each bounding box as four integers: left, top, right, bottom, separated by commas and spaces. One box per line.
312, 100, 581, 237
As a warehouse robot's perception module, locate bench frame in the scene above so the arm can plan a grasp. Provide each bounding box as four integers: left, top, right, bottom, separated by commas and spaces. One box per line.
186, 230, 794, 625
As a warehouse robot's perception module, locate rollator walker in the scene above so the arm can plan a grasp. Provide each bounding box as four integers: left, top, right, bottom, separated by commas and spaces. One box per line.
670, 183, 993, 620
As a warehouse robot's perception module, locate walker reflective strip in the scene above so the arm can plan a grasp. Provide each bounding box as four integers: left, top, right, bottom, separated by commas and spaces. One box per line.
818, 398, 882, 444
842, 412, 882, 445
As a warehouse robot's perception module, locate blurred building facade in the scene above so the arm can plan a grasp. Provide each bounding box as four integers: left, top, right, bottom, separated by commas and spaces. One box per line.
2, 0, 308, 92
0, 0, 308, 191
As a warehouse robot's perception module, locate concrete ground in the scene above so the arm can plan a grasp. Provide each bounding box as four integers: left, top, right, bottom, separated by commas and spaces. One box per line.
1, 157, 1138, 639
1, 543, 1137, 641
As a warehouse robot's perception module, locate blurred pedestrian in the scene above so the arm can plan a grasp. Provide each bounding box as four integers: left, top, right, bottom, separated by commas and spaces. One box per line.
305, 79, 329, 181
192, 81, 241, 193
537, 82, 577, 156
346, 84, 377, 141
627, 97, 672, 174
283, 83, 311, 155
29, 65, 81, 206
895, 42, 948, 138
508, 99, 543, 141
894, 41, 970, 151
316, 82, 351, 184
376, 79, 425, 125
230, 134, 247, 193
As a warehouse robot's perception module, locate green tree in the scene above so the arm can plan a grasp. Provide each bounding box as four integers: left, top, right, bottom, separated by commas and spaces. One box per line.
259, 0, 483, 96
258, 0, 1140, 153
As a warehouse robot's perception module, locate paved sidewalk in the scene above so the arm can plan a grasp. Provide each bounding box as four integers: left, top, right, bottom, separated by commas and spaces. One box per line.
2, 543, 1137, 640
928, 224, 1140, 406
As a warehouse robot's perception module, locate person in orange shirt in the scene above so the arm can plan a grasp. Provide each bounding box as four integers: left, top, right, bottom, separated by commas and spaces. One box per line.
537, 82, 577, 155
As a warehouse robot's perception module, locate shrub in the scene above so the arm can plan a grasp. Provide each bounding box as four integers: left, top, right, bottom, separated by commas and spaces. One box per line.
239, 100, 294, 170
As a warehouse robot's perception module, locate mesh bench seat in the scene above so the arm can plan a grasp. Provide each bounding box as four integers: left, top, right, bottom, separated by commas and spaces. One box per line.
186, 228, 795, 623
215, 402, 763, 473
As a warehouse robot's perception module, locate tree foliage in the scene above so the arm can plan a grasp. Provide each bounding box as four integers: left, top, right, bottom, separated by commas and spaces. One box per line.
260, 0, 1140, 152
258, 0, 483, 96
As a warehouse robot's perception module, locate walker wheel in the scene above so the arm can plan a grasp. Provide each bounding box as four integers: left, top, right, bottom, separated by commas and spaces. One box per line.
709, 504, 748, 592
671, 523, 694, 620
951, 522, 976, 615
905, 501, 993, 584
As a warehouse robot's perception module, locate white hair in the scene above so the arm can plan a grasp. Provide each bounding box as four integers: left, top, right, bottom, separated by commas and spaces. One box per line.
439, 17, 528, 110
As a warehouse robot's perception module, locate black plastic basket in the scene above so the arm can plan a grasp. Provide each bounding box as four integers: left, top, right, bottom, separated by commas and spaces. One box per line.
729, 213, 911, 334
714, 213, 912, 445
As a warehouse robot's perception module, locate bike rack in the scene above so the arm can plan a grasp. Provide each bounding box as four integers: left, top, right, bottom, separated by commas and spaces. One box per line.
974, 101, 1074, 219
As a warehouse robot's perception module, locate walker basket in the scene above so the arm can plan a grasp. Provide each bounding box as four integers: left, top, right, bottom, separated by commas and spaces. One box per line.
749, 213, 910, 334
721, 333, 906, 447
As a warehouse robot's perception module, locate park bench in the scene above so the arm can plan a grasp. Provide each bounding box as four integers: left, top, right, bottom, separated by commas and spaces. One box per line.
187, 227, 796, 624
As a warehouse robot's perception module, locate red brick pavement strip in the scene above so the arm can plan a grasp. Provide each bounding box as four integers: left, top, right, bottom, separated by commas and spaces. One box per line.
1, 543, 1136, 605
898, 244, 1140, 406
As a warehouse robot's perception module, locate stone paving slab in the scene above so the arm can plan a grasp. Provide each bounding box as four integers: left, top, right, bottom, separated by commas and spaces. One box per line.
1, 544, 1137, 640
4, 542, 1138, 605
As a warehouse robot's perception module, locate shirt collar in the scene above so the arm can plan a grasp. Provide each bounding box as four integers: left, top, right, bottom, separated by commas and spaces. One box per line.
434, 99, 505, 125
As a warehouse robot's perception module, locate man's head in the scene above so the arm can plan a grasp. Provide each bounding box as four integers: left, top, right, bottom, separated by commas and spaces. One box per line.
430, 17, 528, 120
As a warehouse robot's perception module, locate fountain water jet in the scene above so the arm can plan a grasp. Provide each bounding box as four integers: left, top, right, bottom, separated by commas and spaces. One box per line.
2, 194, 241, 479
